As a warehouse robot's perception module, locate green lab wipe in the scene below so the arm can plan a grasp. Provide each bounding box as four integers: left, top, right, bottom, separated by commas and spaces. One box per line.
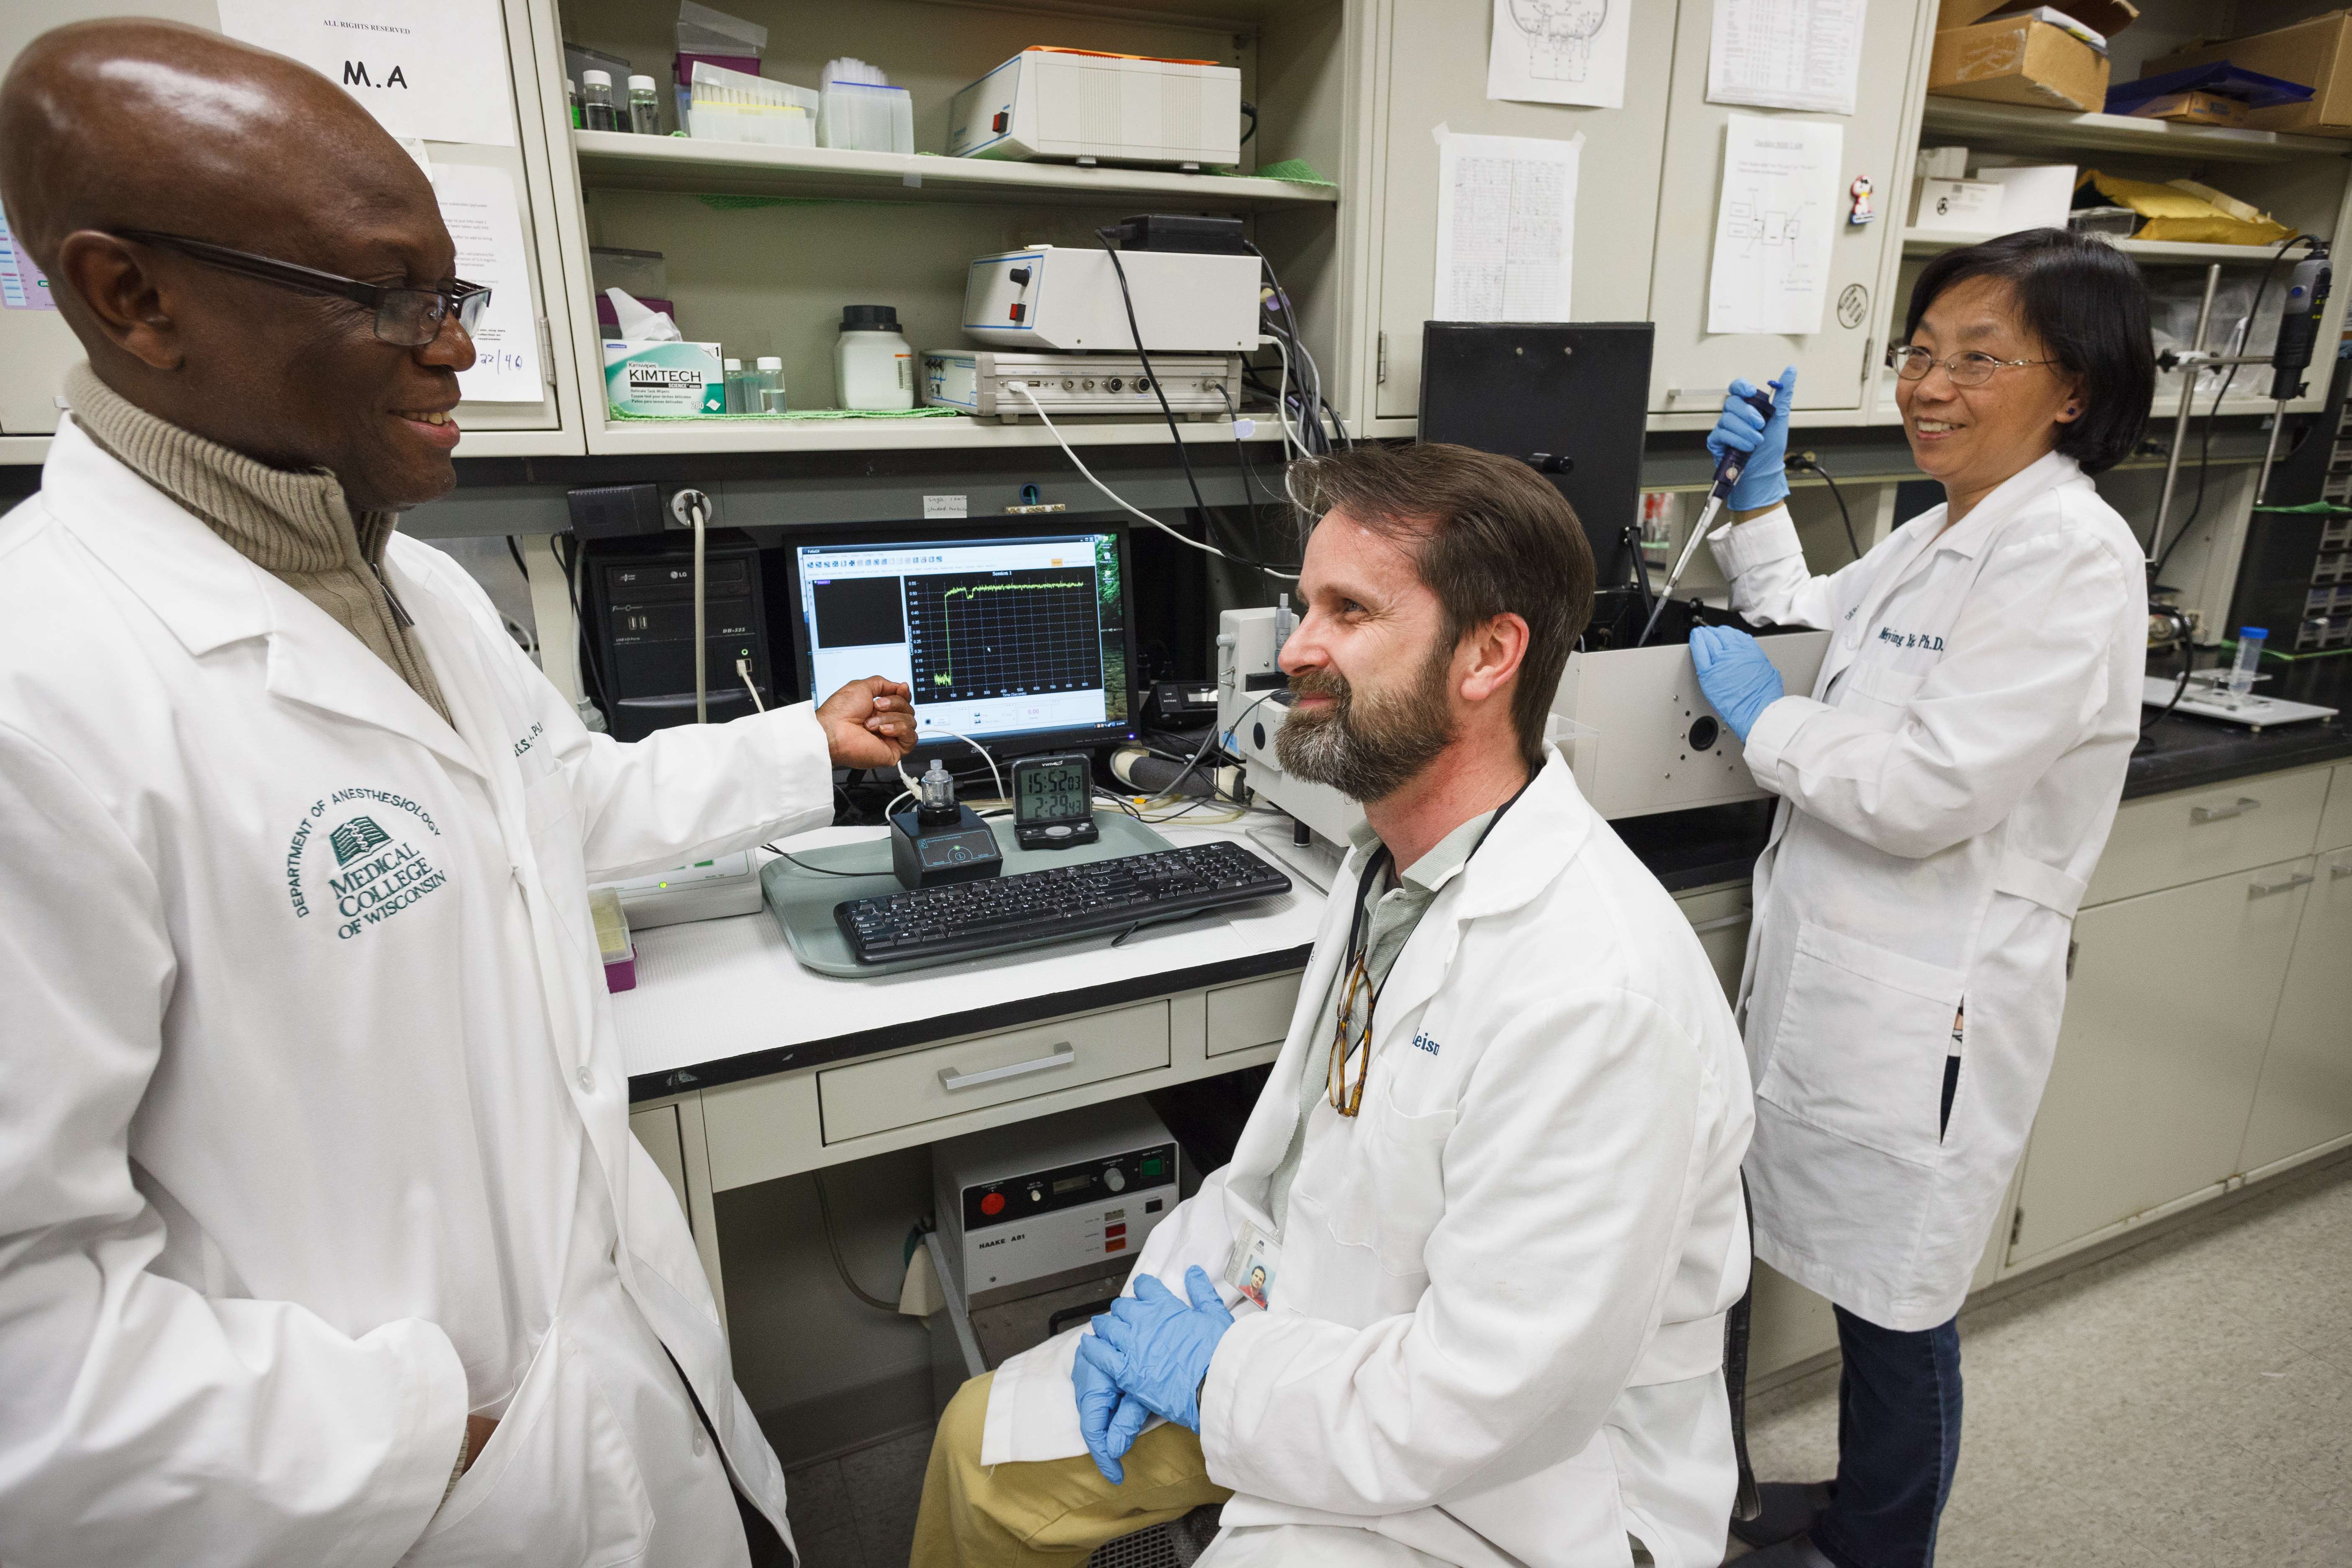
603, 340, 725, 416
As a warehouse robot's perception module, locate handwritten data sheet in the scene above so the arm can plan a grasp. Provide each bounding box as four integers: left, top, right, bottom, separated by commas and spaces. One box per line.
1487, 0, 1630, 110
1432, 127, 1582, 322
1706, 0, 1868, 117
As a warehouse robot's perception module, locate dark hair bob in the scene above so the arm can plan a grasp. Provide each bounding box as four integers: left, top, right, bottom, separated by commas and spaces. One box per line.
1902, 227, 2154, 475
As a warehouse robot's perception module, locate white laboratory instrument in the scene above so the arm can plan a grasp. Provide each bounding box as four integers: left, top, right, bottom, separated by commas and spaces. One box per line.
923, 349, 1242, 421
959, 246, 1261, 354
932, 1101, 1181, 1311
1216, 605, 1834, 833
592, 849, 765, 928
2141, 673, 2338, 729
947, 48, 1242, 170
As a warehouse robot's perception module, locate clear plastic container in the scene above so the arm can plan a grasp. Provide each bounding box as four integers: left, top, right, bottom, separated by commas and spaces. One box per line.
819, 76, 914, 154
2227, 627, 2268, 699
627, 74, 663, 135
723, 358, 747, 414
580, 70, 619, 133
750, 356, 786, 415
687, 61, 818, 147
836, 306, 914, 410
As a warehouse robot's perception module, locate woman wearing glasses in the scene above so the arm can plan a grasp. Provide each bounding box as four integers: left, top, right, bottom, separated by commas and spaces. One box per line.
1688, 228, 2153, 1568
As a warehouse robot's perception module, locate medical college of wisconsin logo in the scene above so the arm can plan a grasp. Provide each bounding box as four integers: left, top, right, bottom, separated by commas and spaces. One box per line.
284, 787, 450, 940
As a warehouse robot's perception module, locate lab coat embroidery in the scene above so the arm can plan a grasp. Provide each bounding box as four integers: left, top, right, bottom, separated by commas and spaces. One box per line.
284, 786, 451, 939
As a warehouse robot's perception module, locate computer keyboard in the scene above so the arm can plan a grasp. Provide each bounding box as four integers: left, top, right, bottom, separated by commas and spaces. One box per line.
834, 841, 1293, 965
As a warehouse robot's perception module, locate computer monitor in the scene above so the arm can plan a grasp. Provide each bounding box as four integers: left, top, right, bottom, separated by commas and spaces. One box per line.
784, 526, 1137, 761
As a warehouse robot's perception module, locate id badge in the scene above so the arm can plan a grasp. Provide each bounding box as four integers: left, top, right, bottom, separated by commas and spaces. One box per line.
1224, 1220, 1280, 1308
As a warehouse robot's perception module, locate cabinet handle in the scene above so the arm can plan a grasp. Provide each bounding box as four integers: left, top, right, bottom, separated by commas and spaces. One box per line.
2191, 797, 2262, 824
2332, 862, 2352, 881
939, 1044, 1075, 1092
2248, 872, 2315, 899
1688, 910, 1754, 934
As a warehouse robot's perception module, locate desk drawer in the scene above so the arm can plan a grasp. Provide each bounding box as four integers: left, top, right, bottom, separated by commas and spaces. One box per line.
1207, 973, 1302, 1058
2086, 769, 2329, 907
818, 1001, 1171, 1142
2320, 762, 2352, 852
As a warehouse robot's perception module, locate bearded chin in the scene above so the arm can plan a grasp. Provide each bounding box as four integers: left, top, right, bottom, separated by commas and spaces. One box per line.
1273, 658, 1455, 803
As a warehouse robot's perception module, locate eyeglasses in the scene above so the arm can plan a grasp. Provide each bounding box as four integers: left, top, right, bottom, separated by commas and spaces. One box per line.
1329, 951, 1375, 1117
112, 229, 490, 348
1886, 345, 2058, 387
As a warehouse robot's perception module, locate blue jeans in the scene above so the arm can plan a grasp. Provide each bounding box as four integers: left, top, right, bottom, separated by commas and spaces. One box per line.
1813, 1307, 1963, 1568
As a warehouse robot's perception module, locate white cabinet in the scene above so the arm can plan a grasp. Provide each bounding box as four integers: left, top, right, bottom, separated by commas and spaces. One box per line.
1355, 0, 1681, 428
2011, 856, 2312, 1265
1642, 0, 1934, 423
0, 0, 585, 459
2238, 845, 2352, 1175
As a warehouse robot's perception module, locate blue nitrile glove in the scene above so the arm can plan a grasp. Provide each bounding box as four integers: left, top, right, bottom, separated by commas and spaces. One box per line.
1705, 368, 1798, 512
1690, 625, 1785, 743
1073, 1266, 1234, 1433
1072, 1336, 1153, 1483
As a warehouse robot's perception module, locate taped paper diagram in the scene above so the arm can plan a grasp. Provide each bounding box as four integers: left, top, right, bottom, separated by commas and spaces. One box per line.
1487, 0, 1628, 108
1708, 113, 1841, 336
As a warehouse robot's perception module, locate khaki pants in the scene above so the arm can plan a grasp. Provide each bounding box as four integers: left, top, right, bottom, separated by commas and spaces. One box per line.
909, 1372, 1231, 1568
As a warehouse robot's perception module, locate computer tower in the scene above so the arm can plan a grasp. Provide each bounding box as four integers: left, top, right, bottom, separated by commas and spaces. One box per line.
584, 535, 777, 742
1417, 321, 1656, 588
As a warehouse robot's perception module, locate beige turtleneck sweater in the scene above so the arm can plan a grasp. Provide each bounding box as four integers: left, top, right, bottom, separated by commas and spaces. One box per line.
65, 363, 453, 726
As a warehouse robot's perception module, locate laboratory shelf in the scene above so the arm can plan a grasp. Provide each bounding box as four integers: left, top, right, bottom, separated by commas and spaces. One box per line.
568, 132, 1338, 211
1919, 100, 2349, 165
584, 410, 1289, 457
1902, 230, 2301, 266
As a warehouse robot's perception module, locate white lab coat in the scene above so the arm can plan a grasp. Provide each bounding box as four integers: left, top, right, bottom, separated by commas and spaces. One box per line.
0, 421, 835, 1566
984, 753, 1755, 1568
1709, 450, 2146, 1330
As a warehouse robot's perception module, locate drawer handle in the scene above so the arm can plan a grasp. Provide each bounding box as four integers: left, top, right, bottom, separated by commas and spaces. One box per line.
2191, 797, 2262, 825
2249, 872, 2315, 899
1689, 911, 1753, 934
2333, 862, 2352, 881
940, 1044, 1076, 1092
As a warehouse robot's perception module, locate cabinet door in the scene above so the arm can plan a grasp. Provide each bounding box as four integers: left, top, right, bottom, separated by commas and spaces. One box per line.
1642, 1, 1929, 418
2012, 856, 2311, 1264
1366, 0, 1681, 424
0, 0, 577, 452
2239, 846, 2352, 1174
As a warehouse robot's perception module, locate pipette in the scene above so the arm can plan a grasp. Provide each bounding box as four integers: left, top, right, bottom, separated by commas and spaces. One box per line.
1637, 383, 1779, 647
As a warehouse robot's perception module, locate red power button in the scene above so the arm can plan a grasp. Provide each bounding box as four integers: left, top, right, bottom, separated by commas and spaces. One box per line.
980, 1191, 1006, 1216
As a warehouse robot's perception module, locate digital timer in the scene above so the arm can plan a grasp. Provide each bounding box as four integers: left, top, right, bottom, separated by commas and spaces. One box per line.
1011, 753, 1099, 850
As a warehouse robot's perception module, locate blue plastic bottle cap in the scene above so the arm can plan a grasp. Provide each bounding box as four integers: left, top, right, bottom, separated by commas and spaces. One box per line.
2241, 627, 2269, 638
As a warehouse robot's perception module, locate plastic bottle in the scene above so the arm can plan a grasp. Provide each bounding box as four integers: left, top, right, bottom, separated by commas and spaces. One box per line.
752, 356, 787, 415
566, 76, 581, 129
836, 305, 914, 411
627, 75, 663, 135
722, 358, 747, 414
580, 70, 619, 132
2227, 627, 2268, 700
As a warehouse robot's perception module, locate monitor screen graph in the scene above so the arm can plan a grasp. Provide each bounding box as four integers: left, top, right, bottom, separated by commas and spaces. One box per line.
793, 531, 1132, 754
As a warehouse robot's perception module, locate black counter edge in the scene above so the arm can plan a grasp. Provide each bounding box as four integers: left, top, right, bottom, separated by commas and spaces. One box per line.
627, 943, 1317, 1103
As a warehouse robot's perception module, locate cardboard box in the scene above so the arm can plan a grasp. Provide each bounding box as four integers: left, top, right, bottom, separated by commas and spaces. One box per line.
2145, 13, 2352, 138
2129, 89, 2251, 126
1937, 0, 2140, 41
1931, 17, 2111, 113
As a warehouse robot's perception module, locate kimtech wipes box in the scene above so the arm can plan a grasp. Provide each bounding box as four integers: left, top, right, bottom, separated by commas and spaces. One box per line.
603, 340, 725, 416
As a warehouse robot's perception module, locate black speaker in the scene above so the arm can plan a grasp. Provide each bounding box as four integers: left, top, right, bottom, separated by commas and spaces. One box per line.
1417, 322, 1655, 586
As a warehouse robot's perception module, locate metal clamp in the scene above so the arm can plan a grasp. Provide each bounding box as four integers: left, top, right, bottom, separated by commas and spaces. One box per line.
939, 1044, 1076, 1092
2190, 797, 2262, 825
2249, 872, 2316, 899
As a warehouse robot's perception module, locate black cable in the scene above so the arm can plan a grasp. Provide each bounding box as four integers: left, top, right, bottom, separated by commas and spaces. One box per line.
553, 533, 611, 715
1790, 454, 1864, 562
1243, 240, 1342, 452
1215, 383, 1264, 510
505, 534, 531, 585
1239, 101, 1258, 146
1096, 227, 1300, 582
813, 1170, 900, 1313
2153, 234, 2316, 580
2136, 607, 2197, 751
763, 842, 877, 878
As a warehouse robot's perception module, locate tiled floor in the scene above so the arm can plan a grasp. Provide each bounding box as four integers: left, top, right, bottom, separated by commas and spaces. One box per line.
1741, 1152, 2352, 1568
792, 1154, 2352, 1568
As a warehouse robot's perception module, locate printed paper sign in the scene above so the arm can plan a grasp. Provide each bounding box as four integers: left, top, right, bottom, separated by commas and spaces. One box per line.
217, 0, 516, 147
